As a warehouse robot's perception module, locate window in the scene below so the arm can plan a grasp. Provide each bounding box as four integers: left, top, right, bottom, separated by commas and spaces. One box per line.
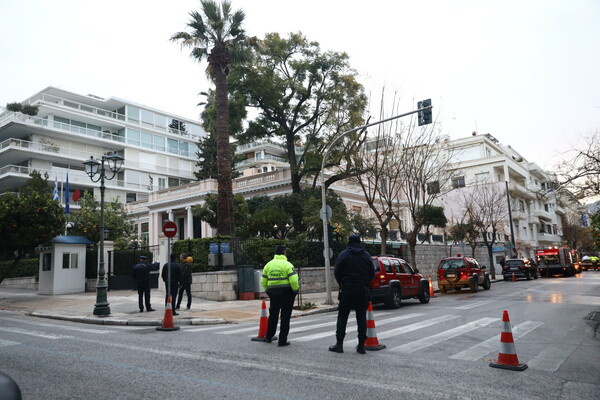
452, 176, 465, 188
475, 172, 489, 183
544, 203, 549, 212
126, 193, 137, 203
381, 259, 393, 273
427, 181, 440, 194
42, 253, 52, 271
158, 178, 166, 190
154, 136, 165, 152
127, 128, 141, 146
141, 109, 154, 127
127, 106, 140, 123
485, 147, 492, 157
391, 259, 403, 273
141, 131, 153, 149
62, 253, 78, 269
403, 262, 414, 274
167, 138, 179, 154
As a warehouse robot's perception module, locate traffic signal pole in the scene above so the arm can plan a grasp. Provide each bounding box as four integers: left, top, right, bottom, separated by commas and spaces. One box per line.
320, 101, 432, 305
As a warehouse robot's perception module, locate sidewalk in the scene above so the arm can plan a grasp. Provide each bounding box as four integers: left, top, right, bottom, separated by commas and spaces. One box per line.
0, 278, 452, 327
0, 287, 338, 326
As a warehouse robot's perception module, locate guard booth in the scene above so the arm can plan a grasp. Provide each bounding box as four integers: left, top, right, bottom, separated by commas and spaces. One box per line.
38, 235, 93, 295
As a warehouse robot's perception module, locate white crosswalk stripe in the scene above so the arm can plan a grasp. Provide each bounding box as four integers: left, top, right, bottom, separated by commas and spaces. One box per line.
0, 317, 114, 334
388, 317, 500, 353
0, 326, 72, 339
296, 313, 424, 343
527, 344, 579, 372
0, 338, 20, 347
449, 320, 543, 361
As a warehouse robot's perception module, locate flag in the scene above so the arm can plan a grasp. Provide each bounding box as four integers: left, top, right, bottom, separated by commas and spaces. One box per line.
53, 176, 59, 201
65, 173, 70, 214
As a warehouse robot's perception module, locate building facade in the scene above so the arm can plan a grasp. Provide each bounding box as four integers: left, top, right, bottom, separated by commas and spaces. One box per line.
0, 87, 206, 241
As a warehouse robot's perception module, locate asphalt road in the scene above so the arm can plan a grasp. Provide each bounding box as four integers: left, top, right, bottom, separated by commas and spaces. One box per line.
1, 272, 599, 400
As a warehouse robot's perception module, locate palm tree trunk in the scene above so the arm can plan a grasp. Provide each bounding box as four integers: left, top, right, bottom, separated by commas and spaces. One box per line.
214, 67, 234, 236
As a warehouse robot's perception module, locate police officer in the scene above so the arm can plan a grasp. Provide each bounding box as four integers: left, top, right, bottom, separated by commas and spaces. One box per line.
329, 234, 374, 354
261, 245, 299, 346
132, 255, 155, 312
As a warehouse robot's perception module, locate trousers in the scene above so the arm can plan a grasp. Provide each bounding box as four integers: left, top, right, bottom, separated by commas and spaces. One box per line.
335, 286, 369, 344
136, 282, 151, 311
177, 283, 192, 308
266, 288, 296, 343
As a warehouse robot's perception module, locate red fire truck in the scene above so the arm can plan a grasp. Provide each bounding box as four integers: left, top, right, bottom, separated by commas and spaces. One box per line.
535, 246, 576, 277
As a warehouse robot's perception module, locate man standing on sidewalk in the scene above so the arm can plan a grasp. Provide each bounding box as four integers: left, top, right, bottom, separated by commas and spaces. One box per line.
329, 234, 374, 354
261, 245, 299, 347
162, 253, 182, 316
176, 253, 193, 310
132, 255, 155, 312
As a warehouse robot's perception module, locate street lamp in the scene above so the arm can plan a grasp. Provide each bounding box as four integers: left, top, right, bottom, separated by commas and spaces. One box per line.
83, 150, 123, 316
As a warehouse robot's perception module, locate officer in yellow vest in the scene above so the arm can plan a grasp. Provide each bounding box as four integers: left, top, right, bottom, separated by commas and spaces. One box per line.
261, 245, 299, 346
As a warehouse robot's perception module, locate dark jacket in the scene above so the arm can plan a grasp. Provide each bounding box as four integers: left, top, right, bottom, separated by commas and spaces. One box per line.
161, 262, 182, 288
132, 262, 151, 287
180, 262, 193, 285
334, 243, 375, 289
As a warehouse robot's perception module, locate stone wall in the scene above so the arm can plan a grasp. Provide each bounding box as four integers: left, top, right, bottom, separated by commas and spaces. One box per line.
0, 277, 38, 290
191, 271, 237, 301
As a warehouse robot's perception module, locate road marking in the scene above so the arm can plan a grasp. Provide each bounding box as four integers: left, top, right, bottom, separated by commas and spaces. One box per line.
373, 315, 460, 340
294, 313, 424, 343
0, 338, 20, 347
449, 320, 543, 361
0, 317, 114, 334
0, 326, 72, 339
527, 344, 579, 372
389, 317, 500, 353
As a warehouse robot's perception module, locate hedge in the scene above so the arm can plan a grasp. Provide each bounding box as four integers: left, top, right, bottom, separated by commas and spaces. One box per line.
0, 258, 39, 281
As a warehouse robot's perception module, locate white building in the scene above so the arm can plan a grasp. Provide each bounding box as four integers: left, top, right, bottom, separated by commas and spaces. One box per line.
0, 87, 206, 241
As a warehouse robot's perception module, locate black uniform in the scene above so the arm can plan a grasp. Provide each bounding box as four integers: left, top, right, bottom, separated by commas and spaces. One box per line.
177, 261, 193, 309
132, 259, 154, 312
161, 261, 181, 313
333, 240, 374, 348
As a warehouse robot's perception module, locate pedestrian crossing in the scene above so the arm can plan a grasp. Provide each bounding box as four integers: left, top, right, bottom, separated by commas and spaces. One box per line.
177, 311, 581, 371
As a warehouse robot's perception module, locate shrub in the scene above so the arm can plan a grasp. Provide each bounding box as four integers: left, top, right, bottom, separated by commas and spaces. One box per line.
22, 104, 39, 116
0, 258, 39, 280
6, 102, 22, 112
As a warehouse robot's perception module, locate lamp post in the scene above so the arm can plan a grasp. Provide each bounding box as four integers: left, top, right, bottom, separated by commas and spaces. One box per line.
84, 150, 124, 316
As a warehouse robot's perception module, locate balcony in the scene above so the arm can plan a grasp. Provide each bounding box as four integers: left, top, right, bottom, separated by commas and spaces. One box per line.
533, 209, 553, 220
507, 181, 536, 200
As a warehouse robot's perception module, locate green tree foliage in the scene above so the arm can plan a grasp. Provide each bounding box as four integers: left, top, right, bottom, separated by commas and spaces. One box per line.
172, 0, 256, 236
230, 32, 368, 195
0, 171, 65, 284
69, 192, 134, 249
192, 193, 250, 238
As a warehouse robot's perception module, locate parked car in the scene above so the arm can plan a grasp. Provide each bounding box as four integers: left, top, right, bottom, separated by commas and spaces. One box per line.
437, 255, 491, 293
502, 258, 538, 280
370, 255, 430, 308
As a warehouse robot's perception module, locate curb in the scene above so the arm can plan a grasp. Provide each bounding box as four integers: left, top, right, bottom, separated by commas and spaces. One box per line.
28, 311, 227, 326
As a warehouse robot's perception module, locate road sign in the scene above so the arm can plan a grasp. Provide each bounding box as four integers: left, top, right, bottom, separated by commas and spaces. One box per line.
320, 205, 332, 220
162, 220, 177, 238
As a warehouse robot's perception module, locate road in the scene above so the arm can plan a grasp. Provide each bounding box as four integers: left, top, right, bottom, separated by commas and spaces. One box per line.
1, 272, 599, 399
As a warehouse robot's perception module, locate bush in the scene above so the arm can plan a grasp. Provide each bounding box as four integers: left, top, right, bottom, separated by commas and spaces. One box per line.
22, 104, 39, 116
0, 258, 39, 280
6, 102, 22, 112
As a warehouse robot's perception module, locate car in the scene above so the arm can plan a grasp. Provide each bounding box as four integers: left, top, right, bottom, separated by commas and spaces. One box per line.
437, 255, 491, 293
370, 255, 430, 308
502, 258, 538, 280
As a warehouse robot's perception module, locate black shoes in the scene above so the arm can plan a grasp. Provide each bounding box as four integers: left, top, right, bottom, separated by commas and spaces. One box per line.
172, 312, 179, 316
176, 306, 181, 310
139, 309, 144, 313
146, 308, 155, 312
278, 342, 290, 347
329, 344, 344, 353
265, 337, 272, 343
356, 345, 366, 354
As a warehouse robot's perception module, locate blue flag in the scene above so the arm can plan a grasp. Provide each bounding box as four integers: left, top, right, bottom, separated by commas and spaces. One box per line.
53, 176, 59, 201
65, 173, 70, 214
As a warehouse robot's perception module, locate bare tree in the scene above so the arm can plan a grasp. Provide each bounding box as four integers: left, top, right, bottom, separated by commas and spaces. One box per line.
394, 118, 455, 268
458, 182, 509, 279
556, 129, 600, 200
350, 91, 405, 255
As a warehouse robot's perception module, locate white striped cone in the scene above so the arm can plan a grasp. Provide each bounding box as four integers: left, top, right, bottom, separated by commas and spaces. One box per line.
489, 310, 527, 371
251, 300, 277, 342
364, 301, 386, 350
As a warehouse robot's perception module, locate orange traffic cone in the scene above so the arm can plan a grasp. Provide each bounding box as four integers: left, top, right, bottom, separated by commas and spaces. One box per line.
364, 301, 386, 351
428, 275, 436, 298
156, 296, 180, 331
512, 272, 516, 282
489, 310, 528, 371
251, 300, 276, 342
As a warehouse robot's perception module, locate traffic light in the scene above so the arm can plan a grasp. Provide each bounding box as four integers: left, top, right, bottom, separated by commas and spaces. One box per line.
418, 99, 432, 126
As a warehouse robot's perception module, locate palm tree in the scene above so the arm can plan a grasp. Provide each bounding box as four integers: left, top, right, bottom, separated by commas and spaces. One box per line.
171, 0, 251, 236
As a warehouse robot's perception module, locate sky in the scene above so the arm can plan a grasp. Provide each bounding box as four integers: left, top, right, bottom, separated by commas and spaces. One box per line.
1, 0, 599, 170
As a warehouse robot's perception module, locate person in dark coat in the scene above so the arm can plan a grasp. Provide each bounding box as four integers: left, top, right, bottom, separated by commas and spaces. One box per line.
132, 255, 155, 312
161, 253, 182, 316
329, 234, 374, 354
176, 253, 193, 310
